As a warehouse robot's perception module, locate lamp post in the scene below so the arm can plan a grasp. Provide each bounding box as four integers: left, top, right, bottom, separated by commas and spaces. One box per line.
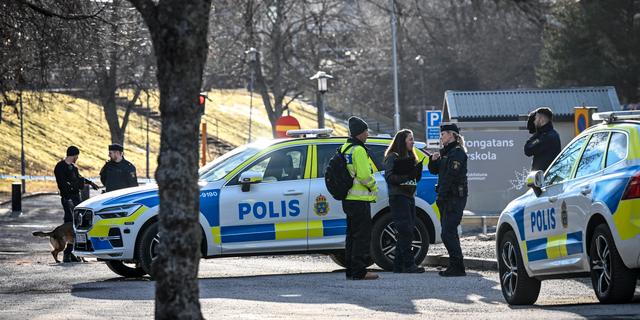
310, 71, 333, 129
389, 0, 401, 132
245, 47, 258, 143
415, 55, 426, 108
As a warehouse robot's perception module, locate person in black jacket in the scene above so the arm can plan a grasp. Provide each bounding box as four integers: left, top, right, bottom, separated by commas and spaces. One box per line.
427, 123, 468, 277
384, 129, 425, 274
524, 107, 561, 171
99, 144, 138, 193
53, 146, 98, 262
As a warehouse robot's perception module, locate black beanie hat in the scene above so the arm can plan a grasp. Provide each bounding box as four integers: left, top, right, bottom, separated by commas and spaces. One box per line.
108, 144, 124, 152
66, 146, 80, 156
348, 116, 368, 137
440, 123, 460, 134
535, 107, 553, 120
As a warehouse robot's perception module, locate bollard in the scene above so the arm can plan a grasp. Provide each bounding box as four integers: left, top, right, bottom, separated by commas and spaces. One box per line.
482, 216, 487, 235
81, 184, 90, 201
11, 182, 22, 216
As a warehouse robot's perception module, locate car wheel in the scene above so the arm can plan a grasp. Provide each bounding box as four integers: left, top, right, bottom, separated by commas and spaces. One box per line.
105, 260, 147, 278
328, 250, 373, 268
371, 213, 429, 271
589, 224, 636, 304
498, 230, 540, 305
137, 222, 159, 278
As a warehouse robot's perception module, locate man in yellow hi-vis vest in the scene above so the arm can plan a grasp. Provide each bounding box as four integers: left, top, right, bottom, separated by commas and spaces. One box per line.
340, 116, 379, 280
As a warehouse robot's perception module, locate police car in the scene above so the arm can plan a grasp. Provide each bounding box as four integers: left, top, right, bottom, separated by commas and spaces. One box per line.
72, 129, 442, 278
496, 111, 640, 305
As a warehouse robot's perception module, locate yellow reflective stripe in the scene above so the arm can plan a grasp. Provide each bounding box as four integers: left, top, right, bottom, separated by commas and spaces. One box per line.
308, 220, 323, 238
521, 240, 528, 264
275, 221, 307, 240
211, 226, 221, 244
304, 145, 313, 179
546, 233, 568, 259
311, 145, 318, 179
358, 175, 375, 185
347, 189, 377, 197
431, 203, 441, 221
89, 206, 148, 237
613, 198, 640, 240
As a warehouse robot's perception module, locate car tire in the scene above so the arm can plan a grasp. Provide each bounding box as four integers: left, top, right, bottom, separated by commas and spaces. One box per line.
370, 212, 429, 271
589, 223, 636, 304
105, 260, 147, 278
328, 250, 373, 268
498, 230, 541, 305
137, 222, 159, 278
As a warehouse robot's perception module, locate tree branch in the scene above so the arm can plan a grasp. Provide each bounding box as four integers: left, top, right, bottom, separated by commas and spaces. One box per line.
127, 0, 159, 33
19, 0, 110, 21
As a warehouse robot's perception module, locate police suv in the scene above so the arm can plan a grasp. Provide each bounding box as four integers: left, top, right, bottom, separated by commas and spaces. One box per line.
73, 129, 442, 278
496, 111, 640, 305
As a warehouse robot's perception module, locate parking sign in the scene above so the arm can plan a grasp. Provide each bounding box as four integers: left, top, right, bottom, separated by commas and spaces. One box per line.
425, 110, 442, 148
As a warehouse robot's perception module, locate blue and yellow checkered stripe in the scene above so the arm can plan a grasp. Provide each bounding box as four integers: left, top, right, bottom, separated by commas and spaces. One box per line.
210, 218, 346, 244
526, 231, 583, 262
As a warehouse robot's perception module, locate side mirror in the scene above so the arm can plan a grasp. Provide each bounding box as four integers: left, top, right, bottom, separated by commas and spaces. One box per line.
526, 170, 544, 197
239, 171, 262, 192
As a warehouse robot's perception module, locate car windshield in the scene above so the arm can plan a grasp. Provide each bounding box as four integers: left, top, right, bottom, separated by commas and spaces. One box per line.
198, 143, 265, 181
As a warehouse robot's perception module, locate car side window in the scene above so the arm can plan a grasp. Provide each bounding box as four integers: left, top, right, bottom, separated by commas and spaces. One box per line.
230, 146, 307, 185
316, 144, 341, 178
367, 144, 387, 171
544, 136, 586, 186
605, 132, 628, 167
575, 132, 609, 178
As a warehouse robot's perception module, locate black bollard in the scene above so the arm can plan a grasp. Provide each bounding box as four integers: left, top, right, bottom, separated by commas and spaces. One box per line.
81, 184, 90, 202
11, 182, 21, 215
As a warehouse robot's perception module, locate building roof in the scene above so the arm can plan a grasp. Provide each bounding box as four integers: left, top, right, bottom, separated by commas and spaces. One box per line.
443, 86, 621, 121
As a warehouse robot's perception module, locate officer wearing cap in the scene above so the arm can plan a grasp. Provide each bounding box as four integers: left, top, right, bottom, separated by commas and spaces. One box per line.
99, 144, 138, 193
427, 123, 468, 277
53, 145, 99, 262
524, 107, 561, 171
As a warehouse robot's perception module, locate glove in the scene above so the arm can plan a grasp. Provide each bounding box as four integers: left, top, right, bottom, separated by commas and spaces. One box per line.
527, 111, 536, 134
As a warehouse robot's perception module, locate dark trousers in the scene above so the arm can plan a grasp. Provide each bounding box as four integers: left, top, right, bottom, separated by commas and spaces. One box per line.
437, 196, 466, 260
61, 194, 80, 255
389, 195, 416, 271
342, 200, 372, 279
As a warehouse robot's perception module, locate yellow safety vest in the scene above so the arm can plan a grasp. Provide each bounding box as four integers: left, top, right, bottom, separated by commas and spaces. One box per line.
341, 142, 378, 202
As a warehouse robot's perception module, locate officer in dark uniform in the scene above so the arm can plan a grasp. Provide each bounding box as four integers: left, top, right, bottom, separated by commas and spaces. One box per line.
524, 107, 561, 171
99, 144, 138, 192
53, 146, 99, 262
427, 123, 468, 277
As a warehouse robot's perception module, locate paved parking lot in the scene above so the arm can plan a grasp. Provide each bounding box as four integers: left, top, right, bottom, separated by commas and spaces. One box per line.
1, 195, 639, 319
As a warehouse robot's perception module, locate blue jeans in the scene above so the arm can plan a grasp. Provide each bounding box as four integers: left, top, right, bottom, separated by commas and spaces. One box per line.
389, 195, 416, 271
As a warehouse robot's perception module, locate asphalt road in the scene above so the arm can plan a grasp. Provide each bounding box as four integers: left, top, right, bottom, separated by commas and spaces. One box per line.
1, 195, 639, 319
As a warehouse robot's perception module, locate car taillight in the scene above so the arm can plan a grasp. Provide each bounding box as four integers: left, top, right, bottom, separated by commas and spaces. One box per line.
622, 172, 640, 200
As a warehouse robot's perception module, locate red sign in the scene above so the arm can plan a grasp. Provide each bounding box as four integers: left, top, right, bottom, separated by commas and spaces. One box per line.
275, 115, 301, 138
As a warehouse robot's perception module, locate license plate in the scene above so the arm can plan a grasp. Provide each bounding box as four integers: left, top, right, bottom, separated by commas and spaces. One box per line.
76, 233, 87, 244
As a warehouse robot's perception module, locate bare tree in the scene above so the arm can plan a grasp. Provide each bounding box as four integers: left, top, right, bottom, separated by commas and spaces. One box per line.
126, 0, 211, 318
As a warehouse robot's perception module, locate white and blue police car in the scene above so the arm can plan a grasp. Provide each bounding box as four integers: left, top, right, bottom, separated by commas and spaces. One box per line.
72, 129, 442, 278
496, 111, 640, 305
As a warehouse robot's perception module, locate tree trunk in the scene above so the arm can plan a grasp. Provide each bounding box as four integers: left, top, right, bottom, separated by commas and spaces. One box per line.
128, 0, 211, 319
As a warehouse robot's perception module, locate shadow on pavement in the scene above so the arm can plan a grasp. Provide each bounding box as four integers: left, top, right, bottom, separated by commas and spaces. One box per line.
71, 269, 503, 314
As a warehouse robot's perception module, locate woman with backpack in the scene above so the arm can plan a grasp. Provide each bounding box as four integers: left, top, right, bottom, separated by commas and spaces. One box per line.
383, 129, 425, 273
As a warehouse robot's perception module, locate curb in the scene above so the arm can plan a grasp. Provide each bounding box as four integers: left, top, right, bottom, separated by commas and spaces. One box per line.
422, 254, 497, 271
0, 192, 58, 207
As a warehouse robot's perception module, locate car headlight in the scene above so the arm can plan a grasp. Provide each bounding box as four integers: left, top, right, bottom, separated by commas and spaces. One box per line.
95, 204, 142, 219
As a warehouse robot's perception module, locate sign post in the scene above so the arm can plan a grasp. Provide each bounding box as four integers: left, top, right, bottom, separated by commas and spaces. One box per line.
425, 110, 442, 149
574, 106, 597, 136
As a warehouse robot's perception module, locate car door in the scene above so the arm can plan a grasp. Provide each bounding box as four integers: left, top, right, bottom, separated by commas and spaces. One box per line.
219, 145, 310, 254
523, 136, 587, 271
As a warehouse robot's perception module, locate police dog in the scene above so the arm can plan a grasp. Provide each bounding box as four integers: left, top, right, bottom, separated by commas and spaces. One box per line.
32, 222, 78, 263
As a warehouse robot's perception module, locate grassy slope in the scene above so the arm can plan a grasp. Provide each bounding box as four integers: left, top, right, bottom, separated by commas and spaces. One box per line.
0, 90, 347, 197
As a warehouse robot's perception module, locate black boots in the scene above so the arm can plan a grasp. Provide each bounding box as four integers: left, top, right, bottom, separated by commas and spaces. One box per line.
439, 257, 466, 277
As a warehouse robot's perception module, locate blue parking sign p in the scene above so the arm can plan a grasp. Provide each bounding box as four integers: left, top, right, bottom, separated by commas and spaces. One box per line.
425, 111, 442, 147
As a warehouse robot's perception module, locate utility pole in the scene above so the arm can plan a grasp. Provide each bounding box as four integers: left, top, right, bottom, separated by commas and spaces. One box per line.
389, 0, 401, 132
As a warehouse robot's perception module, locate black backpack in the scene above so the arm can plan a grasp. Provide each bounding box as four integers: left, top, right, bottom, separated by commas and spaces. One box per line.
324, 144, 355, 200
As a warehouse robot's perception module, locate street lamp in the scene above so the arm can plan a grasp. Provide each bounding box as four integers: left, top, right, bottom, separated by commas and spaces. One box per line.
415, 55, 426, 108
245, 47, 258, 143
310, 71, 333, 129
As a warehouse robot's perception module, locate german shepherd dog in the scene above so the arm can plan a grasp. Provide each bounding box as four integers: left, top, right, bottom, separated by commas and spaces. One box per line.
32, 222, 77, 263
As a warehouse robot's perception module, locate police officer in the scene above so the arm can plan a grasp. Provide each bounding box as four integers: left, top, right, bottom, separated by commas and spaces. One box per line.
53, 146, 99, 262
524, 107, 561, 171
341, 116, 379, 280
100, 144, 138, 192
427, 123, 468, 277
